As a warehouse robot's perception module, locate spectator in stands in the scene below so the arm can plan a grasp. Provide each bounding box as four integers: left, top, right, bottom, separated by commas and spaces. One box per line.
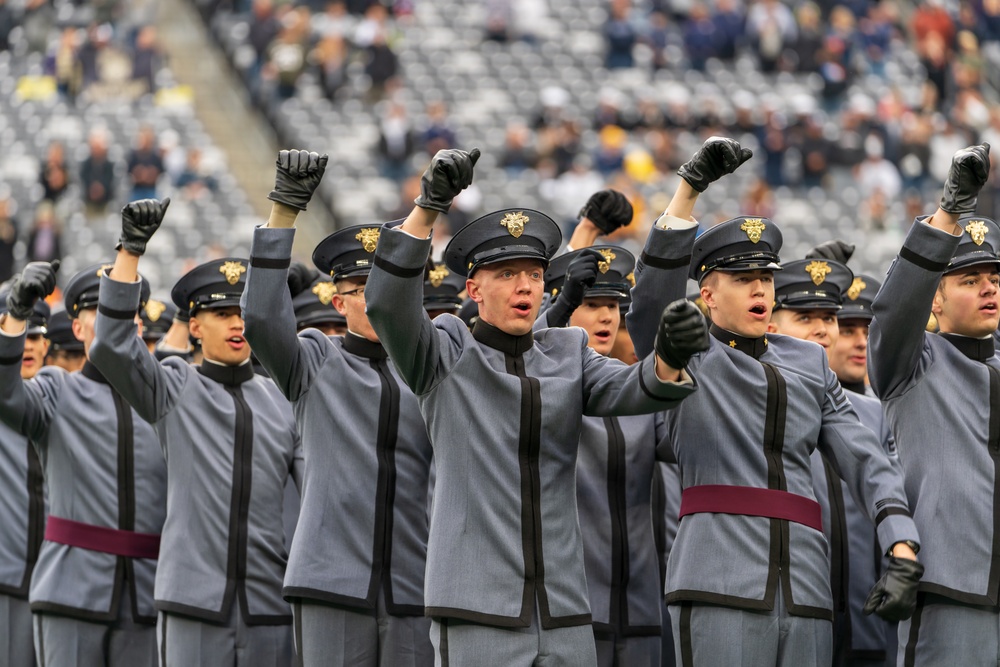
80, 128, 116, 215
21, 0, 54, 53
264, 6, 311, 100
856, 134, 903, 201
49, 27, 82, 103
976, 0, 1000, 44
911, 0, 955, 51
859, 2, 896, 78
604, 0, 638, 68
594, 124, 627, 176
127, 125, 164, 201
683, 4, 719, 71
248, 0, 281, 91
711, 0, 744, 61
0, 194, 17, 284
77, 22, 109, 91
311, 34, 348, 99
798, 115, 832, 188
760, 109, 789, 186
0, 0, 14, 52
484, 0, 513, 42
928, 115, 974, 184
533, 86, 570, 130
540, 153, 605, 230
312, 0, 353, 39
421, 101, 457, 154
745, 0, 797, 72
39, 141, 70, 203
643, 10, 675, 70
897, 112, 933, 192
499, 122, 538, 174
741, 176, 776, 219
131, 25, 164, 94
174, 147, 218, 197
363, 29, 399, 100
26, 201, 61, 265
377, 100, 417, 181
793, 3, 824, 72
541, 118, 583, 175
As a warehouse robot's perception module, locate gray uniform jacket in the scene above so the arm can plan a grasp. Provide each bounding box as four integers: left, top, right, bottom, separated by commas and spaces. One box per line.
626, 224, 918, 618
810, 387, 896, 659
365, 225, 696, 629
0, 334, 165, 624
869, 218, 1000, 605
90, 275, 303, 625
0, 420, 44, 599
577, 413, 665, 636
242, 226, 432, 615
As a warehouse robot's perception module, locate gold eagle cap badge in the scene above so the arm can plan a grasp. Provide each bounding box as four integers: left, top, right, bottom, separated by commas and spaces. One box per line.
847, 276, 866, 301
966, 220, 988, 246
355, 228, 380, 253
740, 218, 765, 243
625, 271, 635, 287
219, 261, 246, 285
428, 264, 450, 288
312, 281, 337, 305
500, 211, 529, 238
145, 300, 166, 322
597, 248, 616, 274
805, 260, 832, 286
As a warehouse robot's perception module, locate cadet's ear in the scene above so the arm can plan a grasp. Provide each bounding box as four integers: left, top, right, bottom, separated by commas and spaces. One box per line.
699, 283, 715, 310
766, 321, 779, 334
466, 277, 484, 304
71, 317, 84, 343
931, 281, 945, 316
331, 294, 347, 316
188, 314, 203, 340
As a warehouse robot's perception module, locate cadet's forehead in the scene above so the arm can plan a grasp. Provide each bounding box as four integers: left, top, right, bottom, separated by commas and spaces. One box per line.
944, 262, 1000, 278
478, 258, 545, 274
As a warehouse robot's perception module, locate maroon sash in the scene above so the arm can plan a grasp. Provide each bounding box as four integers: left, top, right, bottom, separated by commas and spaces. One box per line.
45, 516, 160, 559
679, 485, 823, 532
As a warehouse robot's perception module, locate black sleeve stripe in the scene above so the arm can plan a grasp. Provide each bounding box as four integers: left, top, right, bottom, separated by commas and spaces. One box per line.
373, 255, 425, 278
249, 256, 291, 270
639, 359, 679, 402
0, 353, 22, 365
98, 304, 138, 320
899, 247, 949, 273
639, 252, 692, 271
874, 505, 911, 526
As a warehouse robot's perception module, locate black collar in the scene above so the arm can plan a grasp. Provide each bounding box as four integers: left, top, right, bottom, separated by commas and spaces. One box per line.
343, 332, 388, 360
197, 360, 256, 387
473, 319, 534, 357
841, 380, 866, 395
80, 361, 107, 384
710, 324, 768, 360
939, 333, 996, 363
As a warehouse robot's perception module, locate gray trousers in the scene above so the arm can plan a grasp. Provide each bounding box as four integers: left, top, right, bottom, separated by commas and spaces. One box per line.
157, 602, 292, 667
594, 630, 660, 667
430, 604, 597, 667
668, 590, 832, 666
33, 584, 156, 667
291, 594, 432, 667
0, 593, 34, 667
897, 596, 999, 666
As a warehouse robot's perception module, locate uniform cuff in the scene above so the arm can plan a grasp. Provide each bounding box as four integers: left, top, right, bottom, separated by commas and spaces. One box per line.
640, 355, 697, 401
250, 225, 296, 264
901, 216, 963, 270
374, 223, 433, 276
876, 513, 920, 555
655, 214, 699, 231
99, 272, 142, 314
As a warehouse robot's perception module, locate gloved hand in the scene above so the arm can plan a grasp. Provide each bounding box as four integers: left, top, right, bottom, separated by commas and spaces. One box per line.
677, 136, 753, 193
414, 148, 480, 213
805, 240, 855, 264
118, 198, 170, 256
863, 557, 924, 621
579, 189, 634, 235
287, 261, 320, 298
546, 249, 602, 327
940, 143, 991, 215
654, 299, 709, 369
267, 150, 329, 211
6, 260, 60, 321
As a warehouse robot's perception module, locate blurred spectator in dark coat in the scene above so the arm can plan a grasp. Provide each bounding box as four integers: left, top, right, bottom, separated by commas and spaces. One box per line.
27, 202, 62, 265
311, 34, 348, 99
364, 32, 399, 99
80, 128, 116, 215
249, 0, 281, 83
421, 101, 457, 154
793, 3, 825, 72
175, 148, 218, 197
378, 101, 417, 181
604, 0, 637, 68
499, 122, 538, 174
131, 26, 164, 94
745, 0, 797, 72
0, 0, 14, 52
0, 195, 17, 284
975, 0, 1000, 44
683, 4, 718, 70
264, 7, 311, 100
40, 141, 70, 202
799, 116, 832, 188
712, 0, 744, 60
127, 126, 164, 201
22, 0, 54, 53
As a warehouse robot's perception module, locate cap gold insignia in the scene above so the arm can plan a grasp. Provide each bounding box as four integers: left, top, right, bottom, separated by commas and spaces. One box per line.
96, 263, 113, 276
847, 277, 866, 301
625, 271, 635, 287
966, 220, 988, 246
145, 300, 166, 322
500, 211, 529, 238
355, 228, 380, 253
597, 248, 616, 274
805, 260, 832, 286
740, 218, 765, 243
312, 281, 337, 305
428, 264, 450, 288
219, 261, 246, 285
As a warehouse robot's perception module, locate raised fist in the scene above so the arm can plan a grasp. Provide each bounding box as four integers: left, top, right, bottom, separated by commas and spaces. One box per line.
118, 198, 170, 256
579, 189, 634, 235
6, 260, 60, 321
655, 299, 709, 369
805, 240, 855, 265
546, 249, 602, 328
677, 137, 753, 193
268, 150, 329, 211
414, 148, 480, 213
940, 143, 991, 215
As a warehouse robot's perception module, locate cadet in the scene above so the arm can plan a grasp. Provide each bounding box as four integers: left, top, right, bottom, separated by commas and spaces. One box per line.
868, 143, 1000, 665
768, 258, 899, 666
140, 298, 177, 353
90, 199, 302, 667
544, 246, 670, 666
0, 261, 166, 666
424, 261, 466, 319
365, 148, 706, 666
241, 151, 434, 666
625, 137, 922, 666
0, 293, 47, 667
43, 309, 85, 372
291, 273, 347, 335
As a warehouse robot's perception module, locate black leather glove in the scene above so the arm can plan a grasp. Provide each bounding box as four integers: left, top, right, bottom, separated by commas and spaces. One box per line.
940, 143, 991, 215
6, 260, 59, 321
118, 197, 170, 256
546, 249, 602, 328
414, 148, 480, 213
579, 189, 634, 234
287, 261, 320, 298
677, 136, 753, 193
267, 150, 329, 211
655, 299, 710, 369
863, 557, 924, 621
805, 240, 855, 264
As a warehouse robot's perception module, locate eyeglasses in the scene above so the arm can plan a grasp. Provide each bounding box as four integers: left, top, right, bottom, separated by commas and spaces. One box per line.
339, 285, 366, 297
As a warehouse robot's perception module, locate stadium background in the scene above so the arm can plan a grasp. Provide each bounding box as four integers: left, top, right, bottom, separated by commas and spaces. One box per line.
0, 0, 998, 301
